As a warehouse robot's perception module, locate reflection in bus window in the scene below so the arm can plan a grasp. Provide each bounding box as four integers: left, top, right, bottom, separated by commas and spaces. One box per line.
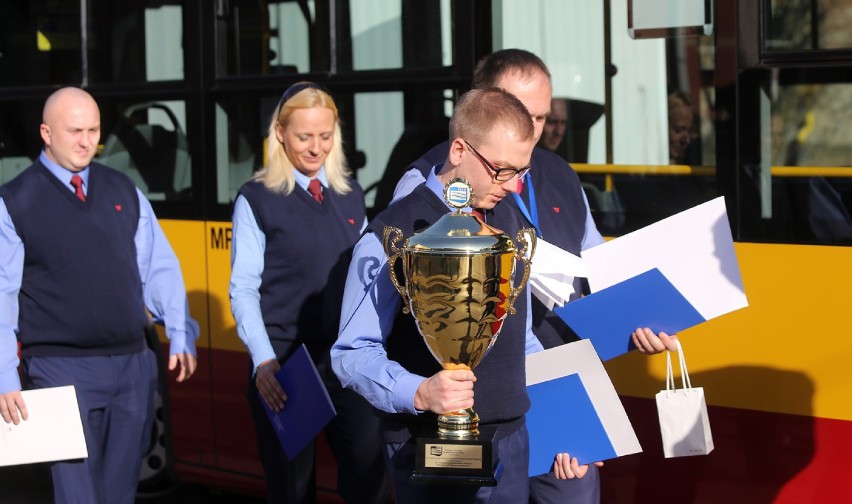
350, 1, 402, 70
668, 90, 697, 165
98, 102, 192, 201
0, 1, 185, 86
215, 0, 453, 77
0, 101, 43, 184
0, 1, 81, 87
216, 0, 315, 77
349, 1, 453, 71
761, 83, 852, 244
215, 99, 267, 204
767, 0, 852, 51
773, 84, 852, 168
494, 1, 720, 238
89, 1, 185, 82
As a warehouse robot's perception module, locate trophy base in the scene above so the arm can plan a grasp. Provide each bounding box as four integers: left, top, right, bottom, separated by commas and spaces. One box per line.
410, 425, 501, 486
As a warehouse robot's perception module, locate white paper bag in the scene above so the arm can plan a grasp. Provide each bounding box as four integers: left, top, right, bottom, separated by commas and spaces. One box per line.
655, 341, 714, 458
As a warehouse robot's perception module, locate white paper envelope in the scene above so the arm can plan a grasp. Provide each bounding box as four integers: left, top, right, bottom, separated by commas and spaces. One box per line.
531, 238, 588, 279
530, 275, 577, 310
529, 238, 587, 308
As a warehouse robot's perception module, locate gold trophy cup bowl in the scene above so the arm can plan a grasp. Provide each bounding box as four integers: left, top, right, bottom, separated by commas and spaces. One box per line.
382, 178, 536, 440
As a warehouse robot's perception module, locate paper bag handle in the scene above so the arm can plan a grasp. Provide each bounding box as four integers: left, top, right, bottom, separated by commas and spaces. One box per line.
665, 340, 692, 393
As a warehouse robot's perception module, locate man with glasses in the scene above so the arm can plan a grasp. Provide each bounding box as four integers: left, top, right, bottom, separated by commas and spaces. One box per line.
391, 49, 677, 504
332, 87, 584, 503
464, 139, 531, 183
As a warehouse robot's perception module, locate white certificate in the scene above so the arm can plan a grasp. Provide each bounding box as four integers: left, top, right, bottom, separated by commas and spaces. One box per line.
0, 385, 88, 466
582, 196, 748, 321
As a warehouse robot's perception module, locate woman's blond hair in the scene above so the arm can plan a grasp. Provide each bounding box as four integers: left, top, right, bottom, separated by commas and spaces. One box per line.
253, 83, 352, 195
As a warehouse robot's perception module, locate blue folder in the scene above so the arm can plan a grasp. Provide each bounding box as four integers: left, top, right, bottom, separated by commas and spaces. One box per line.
527, 373, 616, 473
554, 268, 705, 361
260, 344, 337, 460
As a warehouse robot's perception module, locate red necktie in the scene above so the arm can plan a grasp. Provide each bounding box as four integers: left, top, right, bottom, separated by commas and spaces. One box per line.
471, 208, 485, 221
70, 174, 86, 202
308, 179, 323, 204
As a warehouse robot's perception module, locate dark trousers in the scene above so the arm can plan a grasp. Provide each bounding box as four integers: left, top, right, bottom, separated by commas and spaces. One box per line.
248, 380, 388, 504
529, 464, 600, 504
383, 423, 531, 504
22, 350, 157, 504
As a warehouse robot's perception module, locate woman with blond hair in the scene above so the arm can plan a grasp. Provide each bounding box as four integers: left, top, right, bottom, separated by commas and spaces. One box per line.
668, 90, 695, 164
230, 82, 387, 503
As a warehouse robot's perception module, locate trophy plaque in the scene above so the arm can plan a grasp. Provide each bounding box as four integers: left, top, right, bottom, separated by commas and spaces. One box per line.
382, 178, 535, 485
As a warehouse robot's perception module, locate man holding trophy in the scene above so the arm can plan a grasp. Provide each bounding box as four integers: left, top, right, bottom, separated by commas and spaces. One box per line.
390, 49, 677, 504
332, 87, 585, 503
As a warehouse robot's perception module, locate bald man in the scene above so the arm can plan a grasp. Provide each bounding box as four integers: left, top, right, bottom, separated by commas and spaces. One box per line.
0, 87, 198, 504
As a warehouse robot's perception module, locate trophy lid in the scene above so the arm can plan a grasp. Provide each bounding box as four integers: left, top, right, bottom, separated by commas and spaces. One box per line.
405, 178, 516, 254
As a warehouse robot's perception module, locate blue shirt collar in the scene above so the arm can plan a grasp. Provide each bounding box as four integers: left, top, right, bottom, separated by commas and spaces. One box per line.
424, 164, 446, 206
294, 166, 328, 191
39, 151, 89, 191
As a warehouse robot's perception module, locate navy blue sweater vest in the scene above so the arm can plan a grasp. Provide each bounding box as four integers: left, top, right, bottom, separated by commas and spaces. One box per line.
0, 161, 147, 357
238, 179, 365, 373
366, 184, 530, 438
411, 145, 588, 349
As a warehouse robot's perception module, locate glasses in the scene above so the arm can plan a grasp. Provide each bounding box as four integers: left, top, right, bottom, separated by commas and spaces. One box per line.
464, 140, 530, 182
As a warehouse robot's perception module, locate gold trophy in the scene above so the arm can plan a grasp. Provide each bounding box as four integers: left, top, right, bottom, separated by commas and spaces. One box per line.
382, 178, 535, 485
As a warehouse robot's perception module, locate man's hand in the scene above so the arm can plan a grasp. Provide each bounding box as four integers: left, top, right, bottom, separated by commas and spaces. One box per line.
0, 391, 28, 425
553, 453, 604, 480
169, 353, 198, 383
255, 359, 287, 412
413, 369, 476, 414
632, 328, 678, 355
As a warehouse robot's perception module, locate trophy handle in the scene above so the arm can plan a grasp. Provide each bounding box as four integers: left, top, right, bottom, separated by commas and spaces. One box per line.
382, 226, 411, 314
507, 228, 537, 315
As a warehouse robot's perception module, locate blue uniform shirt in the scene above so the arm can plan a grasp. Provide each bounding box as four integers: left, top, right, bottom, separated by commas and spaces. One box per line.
0, 152, 199, 393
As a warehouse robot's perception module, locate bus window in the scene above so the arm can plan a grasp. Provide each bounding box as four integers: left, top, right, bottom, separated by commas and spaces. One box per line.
346, 0, 454, 71
742, 78, 852, 245
494, 1, 719, 235
214, 98, 267, 204
0, 0, 185, 86
215, 0, 455, 77
86, 0, 186, 82
216, 0, 314, 77
767, 0, 852, 51
98, 100, 192, 202
0, 1, 82, 87
0, 101, 43, 183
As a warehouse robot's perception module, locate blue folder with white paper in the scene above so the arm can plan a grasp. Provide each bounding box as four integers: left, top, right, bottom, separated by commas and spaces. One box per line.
554, 197, 748, 360
260, 344, 336, 460
554, 268, 705, 361
526, 339, 642, 474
